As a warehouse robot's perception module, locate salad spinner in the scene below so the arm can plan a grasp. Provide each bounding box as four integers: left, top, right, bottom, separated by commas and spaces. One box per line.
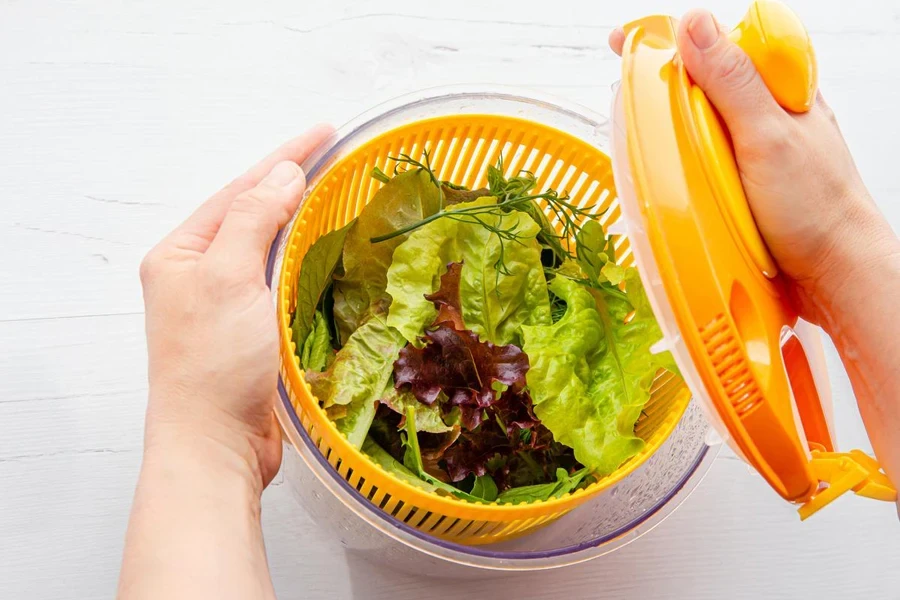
268, 0, 895, 566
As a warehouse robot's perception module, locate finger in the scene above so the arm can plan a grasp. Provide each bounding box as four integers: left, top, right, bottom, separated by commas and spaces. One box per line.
675, 9, 785, 138
205, 160, 307, 274
609, 27, 625, 56
166, 124, 333, 254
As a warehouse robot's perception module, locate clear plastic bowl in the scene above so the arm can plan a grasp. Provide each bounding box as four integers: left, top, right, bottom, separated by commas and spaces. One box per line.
266, 86, 720, 573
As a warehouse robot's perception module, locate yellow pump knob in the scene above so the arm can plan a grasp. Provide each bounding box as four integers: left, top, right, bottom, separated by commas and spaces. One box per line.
728, 0, 818, 113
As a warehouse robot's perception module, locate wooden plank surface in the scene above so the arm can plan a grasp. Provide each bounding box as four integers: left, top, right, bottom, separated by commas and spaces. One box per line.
2, 1, 899, 598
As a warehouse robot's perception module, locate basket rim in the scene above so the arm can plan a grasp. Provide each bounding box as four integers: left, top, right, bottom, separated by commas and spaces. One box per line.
271, 98, 692, 522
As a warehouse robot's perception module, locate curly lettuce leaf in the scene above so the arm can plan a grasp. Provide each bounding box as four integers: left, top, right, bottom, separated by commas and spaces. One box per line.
332, 169, 442, 343
291, 221, 355, 351
424, 261, 465, 330
496, 467, 591, 505
386, 197, 550, 345
436, 379, 569, 486
300, 310, 333, 372
306, 313, 406, 448
440, 389, 566, 486
521, 273, 676, 475
394, 325, 529, 431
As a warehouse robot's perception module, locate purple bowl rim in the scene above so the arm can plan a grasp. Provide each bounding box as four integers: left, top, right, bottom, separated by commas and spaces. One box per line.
264, 90, 708, 560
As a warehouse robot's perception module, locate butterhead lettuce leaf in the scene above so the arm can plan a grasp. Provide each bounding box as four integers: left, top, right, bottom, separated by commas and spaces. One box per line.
521, 271, 677, 475
306, 313, 406, 448
385, 197, 551, 346
332, 169, 442, 343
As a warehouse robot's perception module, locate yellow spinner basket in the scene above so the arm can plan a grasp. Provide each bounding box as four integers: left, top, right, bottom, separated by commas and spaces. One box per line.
276, 111, 692, 545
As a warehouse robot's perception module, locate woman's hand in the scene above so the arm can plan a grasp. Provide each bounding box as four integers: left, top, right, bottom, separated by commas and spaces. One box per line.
119, 127, 332, 600
610, 10, 895, 325
139, 125, 331, 490
611, 10, 900, 491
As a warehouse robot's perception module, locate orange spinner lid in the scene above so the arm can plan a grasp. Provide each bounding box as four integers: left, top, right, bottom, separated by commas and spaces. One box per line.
612, 0, 895, 517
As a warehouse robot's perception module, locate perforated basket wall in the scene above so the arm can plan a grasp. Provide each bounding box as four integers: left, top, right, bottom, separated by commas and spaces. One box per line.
276, 114, 691, 545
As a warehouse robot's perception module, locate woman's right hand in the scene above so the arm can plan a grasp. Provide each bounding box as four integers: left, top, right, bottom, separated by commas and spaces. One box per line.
610, 9, 896, 327
611, 9, 900, 493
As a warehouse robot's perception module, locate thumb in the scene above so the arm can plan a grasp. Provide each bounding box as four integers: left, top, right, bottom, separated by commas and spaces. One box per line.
676, 9, 784, 138
207, 160, 306, 271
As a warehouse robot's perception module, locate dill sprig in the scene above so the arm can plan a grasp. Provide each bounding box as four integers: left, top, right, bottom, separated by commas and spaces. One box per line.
369, 151, 604, 280
389, 151, 441, 187
383, 150, 446, 210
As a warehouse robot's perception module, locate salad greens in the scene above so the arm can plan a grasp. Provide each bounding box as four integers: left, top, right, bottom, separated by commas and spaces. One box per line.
401, 406, 488, 503
496, 467, 592, 505
292, 150, 678, 503
380, 385, 452, 434
332, 169, 442, 343
299, 311, 333, 372
521, 274, 676, 474
305, 313, 405, 448
362, 436, 437, 492
386, 196, 550, 346
291, 221, 355, 351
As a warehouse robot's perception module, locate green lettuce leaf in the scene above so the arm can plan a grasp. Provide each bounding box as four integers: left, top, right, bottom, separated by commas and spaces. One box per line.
306, 313, 406, 448
600, 262, 626, 286
469, 474, 499, 502
379, 386, 452, 434
496, 468, 591, 505
386, 197, 551, 345
300, 311, 333, 372
332, 169, 442, 343
291, 221, 355, 351
362, 437, 436, 492
521, 273, 676, 475
576, 219, 625, 286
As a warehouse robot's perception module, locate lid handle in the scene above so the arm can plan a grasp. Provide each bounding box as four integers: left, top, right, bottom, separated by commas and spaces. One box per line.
799, 450, 897, 519
727, 0, 818, 113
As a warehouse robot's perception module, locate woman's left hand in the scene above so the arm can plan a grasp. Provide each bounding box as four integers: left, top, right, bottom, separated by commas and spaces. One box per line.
139, 125, 332, 490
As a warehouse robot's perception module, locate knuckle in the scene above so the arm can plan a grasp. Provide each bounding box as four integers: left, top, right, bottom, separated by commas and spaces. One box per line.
818, 99, 837, 125
767, 124, 800, 157
139, 248, 164, 285
230, 190, 282, 233
231, 188, 285, 226
232, 187, 273, 215
717, 48, 758, 92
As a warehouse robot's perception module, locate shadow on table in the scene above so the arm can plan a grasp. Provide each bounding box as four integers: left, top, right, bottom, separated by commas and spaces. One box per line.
342, 545, 642, 600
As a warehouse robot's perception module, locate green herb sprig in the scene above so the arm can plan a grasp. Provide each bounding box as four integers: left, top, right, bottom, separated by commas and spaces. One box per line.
369, 151, 603, 277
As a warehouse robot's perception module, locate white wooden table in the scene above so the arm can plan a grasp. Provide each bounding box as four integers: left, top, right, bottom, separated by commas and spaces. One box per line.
2, 1, 899, 598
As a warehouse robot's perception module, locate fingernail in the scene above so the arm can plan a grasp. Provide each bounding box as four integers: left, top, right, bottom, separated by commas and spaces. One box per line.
688, 12, 719, 50
264, 161, 302, 187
